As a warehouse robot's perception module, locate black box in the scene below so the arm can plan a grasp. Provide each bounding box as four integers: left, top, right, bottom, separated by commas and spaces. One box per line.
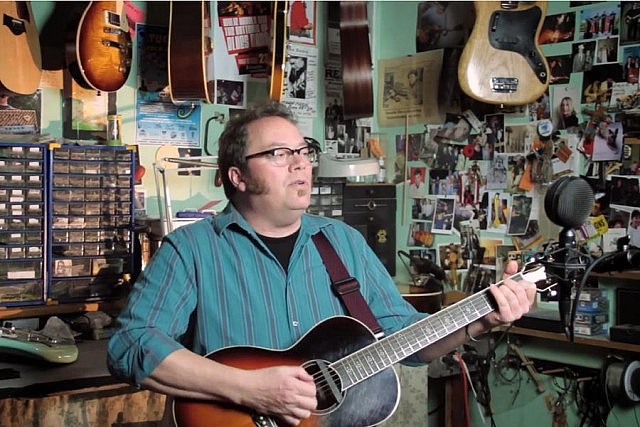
610, 324, 640, 345
514, 308, 564, 333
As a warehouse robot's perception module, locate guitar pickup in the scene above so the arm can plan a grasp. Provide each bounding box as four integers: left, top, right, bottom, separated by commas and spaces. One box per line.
491, 77, 519, 93
103, 26, 122, 35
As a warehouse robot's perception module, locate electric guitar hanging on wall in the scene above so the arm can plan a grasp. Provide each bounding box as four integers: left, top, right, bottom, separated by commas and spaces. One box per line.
66, 1, 132, 93
168, 1, 214, 104
0, 323, 78, 364
458, 1, 550, 106
173, 264, 551, 427
0, 1, 42, 95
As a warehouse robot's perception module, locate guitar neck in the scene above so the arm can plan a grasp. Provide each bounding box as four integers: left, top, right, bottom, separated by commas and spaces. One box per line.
334, 288, 495, 389
333, 266, 544, 390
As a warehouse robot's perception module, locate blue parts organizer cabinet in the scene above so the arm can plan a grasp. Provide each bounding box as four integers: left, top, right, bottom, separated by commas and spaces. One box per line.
0, 142, 136, 307
48, 145, 135, 302
0, 143, 47, 306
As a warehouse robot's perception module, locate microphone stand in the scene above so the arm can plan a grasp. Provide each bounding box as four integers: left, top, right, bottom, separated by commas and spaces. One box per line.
540, 227, 591, 342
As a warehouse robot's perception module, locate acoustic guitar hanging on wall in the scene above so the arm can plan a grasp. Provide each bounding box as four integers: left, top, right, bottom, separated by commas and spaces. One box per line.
168, 0, 214, 104
0, 1, 42, 96
458, 1, 550, 106
269, 0, 288, 102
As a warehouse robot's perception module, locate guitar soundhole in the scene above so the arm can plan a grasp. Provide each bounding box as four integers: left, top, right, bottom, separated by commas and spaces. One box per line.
303, 359, 343, 413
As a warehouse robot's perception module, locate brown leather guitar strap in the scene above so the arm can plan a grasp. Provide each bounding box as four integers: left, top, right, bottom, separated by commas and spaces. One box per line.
312, 232, 384, 338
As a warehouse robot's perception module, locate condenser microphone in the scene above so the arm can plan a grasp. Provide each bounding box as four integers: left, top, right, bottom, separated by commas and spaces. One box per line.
543, 176, 595, 339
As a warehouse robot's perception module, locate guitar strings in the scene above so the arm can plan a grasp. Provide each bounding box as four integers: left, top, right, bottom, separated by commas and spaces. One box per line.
306, 290, 501, 397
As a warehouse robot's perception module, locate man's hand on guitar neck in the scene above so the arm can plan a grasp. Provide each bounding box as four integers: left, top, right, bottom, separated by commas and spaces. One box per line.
473, 260, 537, 334
418, 260, 536, 361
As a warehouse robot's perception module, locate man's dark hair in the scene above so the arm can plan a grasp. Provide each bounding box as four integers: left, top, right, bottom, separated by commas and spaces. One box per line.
633, 209, 640, 219
217, 102, 296, 199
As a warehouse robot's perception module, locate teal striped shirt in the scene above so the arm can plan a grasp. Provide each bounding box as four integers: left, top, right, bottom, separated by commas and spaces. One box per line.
107, 203, 425, 385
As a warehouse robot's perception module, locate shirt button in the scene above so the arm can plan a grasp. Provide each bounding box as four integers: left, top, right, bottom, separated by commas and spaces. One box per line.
292, 321, 299, 327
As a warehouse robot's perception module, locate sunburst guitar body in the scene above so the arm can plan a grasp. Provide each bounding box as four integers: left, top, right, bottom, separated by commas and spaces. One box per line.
458, 1, 549, 106
67, 1, 132, 93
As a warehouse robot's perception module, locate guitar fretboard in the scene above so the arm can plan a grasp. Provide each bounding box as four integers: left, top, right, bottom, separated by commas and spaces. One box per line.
333, 290, 495, 389
332, 267, 543, 389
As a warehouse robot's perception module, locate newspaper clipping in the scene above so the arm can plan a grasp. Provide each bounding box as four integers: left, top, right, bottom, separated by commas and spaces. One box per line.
378, 50, 444, 127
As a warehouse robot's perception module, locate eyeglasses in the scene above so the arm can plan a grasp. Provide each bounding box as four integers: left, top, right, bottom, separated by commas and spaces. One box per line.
245, 145, 317, 166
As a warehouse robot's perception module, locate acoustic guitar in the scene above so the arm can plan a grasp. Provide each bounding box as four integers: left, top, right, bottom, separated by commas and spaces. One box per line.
173, 265, 551, 427
0, 324, 78, 364
458, 1, 550, 106
66, 1, 132, 93
339, 2, 373, 119
168, 1, 214, 104
269, 0, 288, 102
0, 1, 42, 95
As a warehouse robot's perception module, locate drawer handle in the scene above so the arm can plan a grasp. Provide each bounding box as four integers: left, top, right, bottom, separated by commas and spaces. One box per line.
354, 201, 387, 210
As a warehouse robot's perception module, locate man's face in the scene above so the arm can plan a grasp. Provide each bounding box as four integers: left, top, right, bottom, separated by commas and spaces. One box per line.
239, 116, 313, 214
632, 215, 640, 228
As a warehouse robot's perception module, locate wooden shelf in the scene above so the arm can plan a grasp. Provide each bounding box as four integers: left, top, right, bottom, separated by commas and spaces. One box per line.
0, 299, 125, 320
500, 325, 640, 354
590, 270, 640, 280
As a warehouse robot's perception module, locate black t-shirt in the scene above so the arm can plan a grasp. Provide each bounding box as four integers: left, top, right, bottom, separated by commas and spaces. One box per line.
257, 229, 300, 273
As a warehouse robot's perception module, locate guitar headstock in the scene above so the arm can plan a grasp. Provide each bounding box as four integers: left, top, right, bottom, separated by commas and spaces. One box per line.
519, 263, 557, 293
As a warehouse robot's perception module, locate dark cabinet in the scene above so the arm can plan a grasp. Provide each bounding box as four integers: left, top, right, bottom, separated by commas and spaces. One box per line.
343, 184, 396, 275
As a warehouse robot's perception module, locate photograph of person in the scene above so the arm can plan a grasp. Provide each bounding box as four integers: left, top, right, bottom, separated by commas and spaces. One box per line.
54, 259, 71, 277
411, 197, 435, 221
571, 42, 595, 73
431, 197, 455, 234
507, 195, 532, 236
408, 166, 427, 198
484, 113, 504, 150
552, 86, 580, 130
629, 209, 640, 247
548, 55, 571, 84
623, 47, 640, 83
595, 37, 619, 65
579, 4, 620, 40
288, 0, 315, 43
539, 12, 575, 44
286, 56, 307, 99
621, 2, 640, 45
415, 1, 471, 52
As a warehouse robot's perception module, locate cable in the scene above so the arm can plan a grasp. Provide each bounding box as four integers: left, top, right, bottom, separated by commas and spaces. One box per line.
456, 351, 489, 426
454, 351, 471, 427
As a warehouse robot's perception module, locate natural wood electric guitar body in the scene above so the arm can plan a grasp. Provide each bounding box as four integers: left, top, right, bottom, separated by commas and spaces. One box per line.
458, 1, 549, 106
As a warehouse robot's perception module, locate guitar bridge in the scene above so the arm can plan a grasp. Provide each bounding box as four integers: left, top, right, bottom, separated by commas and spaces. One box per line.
491, 77, 518, 93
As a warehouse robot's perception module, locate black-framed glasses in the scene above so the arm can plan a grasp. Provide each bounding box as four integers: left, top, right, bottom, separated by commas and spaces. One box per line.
245, 145, 317, 166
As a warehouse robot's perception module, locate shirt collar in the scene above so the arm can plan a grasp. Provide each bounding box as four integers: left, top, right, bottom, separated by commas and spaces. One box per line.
214, 202, 331, 240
